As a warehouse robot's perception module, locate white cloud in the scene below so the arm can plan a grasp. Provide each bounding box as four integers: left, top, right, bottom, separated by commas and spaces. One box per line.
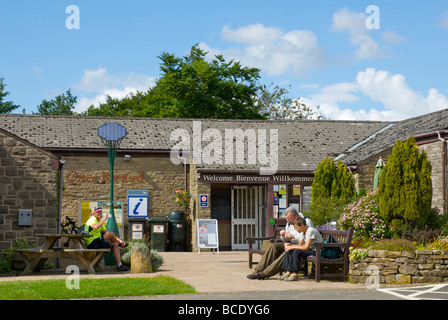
73, 68, 156, 113
331, 8, 380, 60
200, 23, 326, 76
439, 11, 448, 30
32, 66, 43, 80
382, 30, 406, 44
221, 24, 282, 46
304, 68, 448, 121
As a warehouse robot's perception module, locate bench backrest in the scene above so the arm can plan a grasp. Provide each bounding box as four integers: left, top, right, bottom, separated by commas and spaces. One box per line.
318, 228, 353, 257
318, 229, 353, 244
272, 218, 287, 240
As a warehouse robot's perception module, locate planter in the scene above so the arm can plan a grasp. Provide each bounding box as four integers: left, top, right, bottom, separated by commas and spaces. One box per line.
349, 249, 448, 285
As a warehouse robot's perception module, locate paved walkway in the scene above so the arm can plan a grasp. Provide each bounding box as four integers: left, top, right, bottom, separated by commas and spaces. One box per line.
3, 251, 448, 300
1, 251, 364, 293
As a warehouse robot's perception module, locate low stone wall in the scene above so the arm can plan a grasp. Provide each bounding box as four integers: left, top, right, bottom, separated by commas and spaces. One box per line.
349, 249, 448, 285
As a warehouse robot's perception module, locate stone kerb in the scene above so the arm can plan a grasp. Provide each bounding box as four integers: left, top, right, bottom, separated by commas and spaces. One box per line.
349, 249, 448, 285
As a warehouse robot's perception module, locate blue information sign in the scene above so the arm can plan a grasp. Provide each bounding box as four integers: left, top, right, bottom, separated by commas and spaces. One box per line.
127, 190, 149, 220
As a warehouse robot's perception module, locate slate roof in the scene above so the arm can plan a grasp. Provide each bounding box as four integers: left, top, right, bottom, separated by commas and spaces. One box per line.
0, 114, 389, 172
339, 108, 448, 165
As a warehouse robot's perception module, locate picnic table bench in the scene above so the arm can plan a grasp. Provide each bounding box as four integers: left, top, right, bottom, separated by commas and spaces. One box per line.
14, 234, 111, 276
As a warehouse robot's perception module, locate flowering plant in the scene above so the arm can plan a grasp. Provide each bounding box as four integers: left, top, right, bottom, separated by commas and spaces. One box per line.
172, 189, 191, 208
338, 190, 387, 241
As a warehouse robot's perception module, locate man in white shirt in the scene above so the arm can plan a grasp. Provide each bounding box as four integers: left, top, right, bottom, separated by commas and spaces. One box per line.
247, 207, 313, 280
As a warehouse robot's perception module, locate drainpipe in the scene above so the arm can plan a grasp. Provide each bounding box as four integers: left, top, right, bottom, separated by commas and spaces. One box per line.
57, 159, 66, 268
177, 151, 188, 191
437, 132, 447, 215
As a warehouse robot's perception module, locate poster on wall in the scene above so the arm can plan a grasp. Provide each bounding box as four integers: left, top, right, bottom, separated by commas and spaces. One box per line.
197, 219, 219, 254
79, 200, 123, 226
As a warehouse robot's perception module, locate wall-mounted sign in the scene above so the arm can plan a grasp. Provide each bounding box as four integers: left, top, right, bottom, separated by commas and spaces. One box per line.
198, 173, 314, 184
67, 171, 144, 184
127, 190, 149, 220
199, 194, 209, 207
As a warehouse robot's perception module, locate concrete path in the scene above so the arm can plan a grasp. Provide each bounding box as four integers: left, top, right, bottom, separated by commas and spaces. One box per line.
0, 251, 365, 293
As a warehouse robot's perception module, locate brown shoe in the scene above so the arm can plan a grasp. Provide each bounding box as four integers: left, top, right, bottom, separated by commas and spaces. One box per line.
256, 272, 268, 280
247, 271, 258, 279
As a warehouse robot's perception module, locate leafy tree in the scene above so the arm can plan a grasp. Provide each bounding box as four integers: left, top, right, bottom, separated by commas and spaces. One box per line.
0, 77, 20, 114
35, 89, 77, 115
84, 92, 147, 117
311, 155, 336, 200
85, 45, 266, 119
257, 83, 325, 120
307, 155, 355, 226
378, 136, 432, 229
331, 159, 356, 204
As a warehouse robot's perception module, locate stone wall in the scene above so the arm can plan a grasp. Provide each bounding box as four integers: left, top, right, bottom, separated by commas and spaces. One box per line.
350, 249, 448, 285
60, 153, 187, 244
418, 140, 446, 210
0, 130, 58, 250
188, 162, 211, 252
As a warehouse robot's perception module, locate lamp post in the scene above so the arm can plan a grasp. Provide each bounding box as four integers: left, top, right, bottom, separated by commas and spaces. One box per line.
97, 123, 127, 265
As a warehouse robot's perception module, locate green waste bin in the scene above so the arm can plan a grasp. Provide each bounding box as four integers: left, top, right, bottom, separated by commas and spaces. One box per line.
149, 217, 168, 251
168, 211, 185, 251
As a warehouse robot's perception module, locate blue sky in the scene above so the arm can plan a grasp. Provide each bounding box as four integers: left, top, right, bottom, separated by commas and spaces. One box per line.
1, 0, 448, 121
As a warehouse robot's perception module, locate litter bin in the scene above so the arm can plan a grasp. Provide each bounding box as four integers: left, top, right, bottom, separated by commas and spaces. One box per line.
168, 211, 185, 251
149, 217, 168, 251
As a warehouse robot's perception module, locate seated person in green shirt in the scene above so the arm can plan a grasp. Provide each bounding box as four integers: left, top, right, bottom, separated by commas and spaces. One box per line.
84, 207, 129, 271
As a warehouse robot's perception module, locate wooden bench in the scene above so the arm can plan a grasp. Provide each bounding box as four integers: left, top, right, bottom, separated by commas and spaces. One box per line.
15, 248, 111, 275
303, 227, 354, 282
246, 218, 287, 268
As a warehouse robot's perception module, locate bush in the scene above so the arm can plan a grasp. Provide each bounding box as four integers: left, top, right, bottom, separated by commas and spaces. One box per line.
378, 136, 433, 229
338, 190, 388, 241
0, 259, 11, 274
307, 156, 355, 226
121, 241, 165, 271
367, 238, 417, 251
401, 227, 441, 245
306, 197, 345, 227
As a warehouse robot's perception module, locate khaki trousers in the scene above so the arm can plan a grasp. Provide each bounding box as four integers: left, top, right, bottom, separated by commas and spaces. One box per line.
254, 242, 285, 277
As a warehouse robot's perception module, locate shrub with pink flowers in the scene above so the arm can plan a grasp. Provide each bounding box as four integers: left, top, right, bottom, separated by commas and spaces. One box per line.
338, 190, 388, 241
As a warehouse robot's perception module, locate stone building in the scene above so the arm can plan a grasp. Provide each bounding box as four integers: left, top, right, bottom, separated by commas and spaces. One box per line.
1, 109, 447, 253
339, 108, 448, 214
0, 127, 60, 250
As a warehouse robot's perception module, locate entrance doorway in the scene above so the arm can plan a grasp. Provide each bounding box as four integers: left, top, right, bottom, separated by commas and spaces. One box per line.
231, 185, 265, 250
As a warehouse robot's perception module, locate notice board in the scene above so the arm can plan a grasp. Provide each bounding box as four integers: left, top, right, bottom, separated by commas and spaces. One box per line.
197, 219, 219, 254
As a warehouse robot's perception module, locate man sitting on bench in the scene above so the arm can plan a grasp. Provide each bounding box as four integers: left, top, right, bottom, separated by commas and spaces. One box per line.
84, 207, 129, 272
247, 206, 313, 280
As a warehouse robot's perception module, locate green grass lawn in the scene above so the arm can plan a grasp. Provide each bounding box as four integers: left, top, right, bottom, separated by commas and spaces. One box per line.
0, 275, 197, 300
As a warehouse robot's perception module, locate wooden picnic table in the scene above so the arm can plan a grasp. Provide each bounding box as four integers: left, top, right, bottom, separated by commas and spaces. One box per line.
15, 234, 111, 276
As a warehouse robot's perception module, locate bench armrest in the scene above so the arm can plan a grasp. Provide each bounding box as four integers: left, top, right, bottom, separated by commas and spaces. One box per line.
246, 236, 274, 249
